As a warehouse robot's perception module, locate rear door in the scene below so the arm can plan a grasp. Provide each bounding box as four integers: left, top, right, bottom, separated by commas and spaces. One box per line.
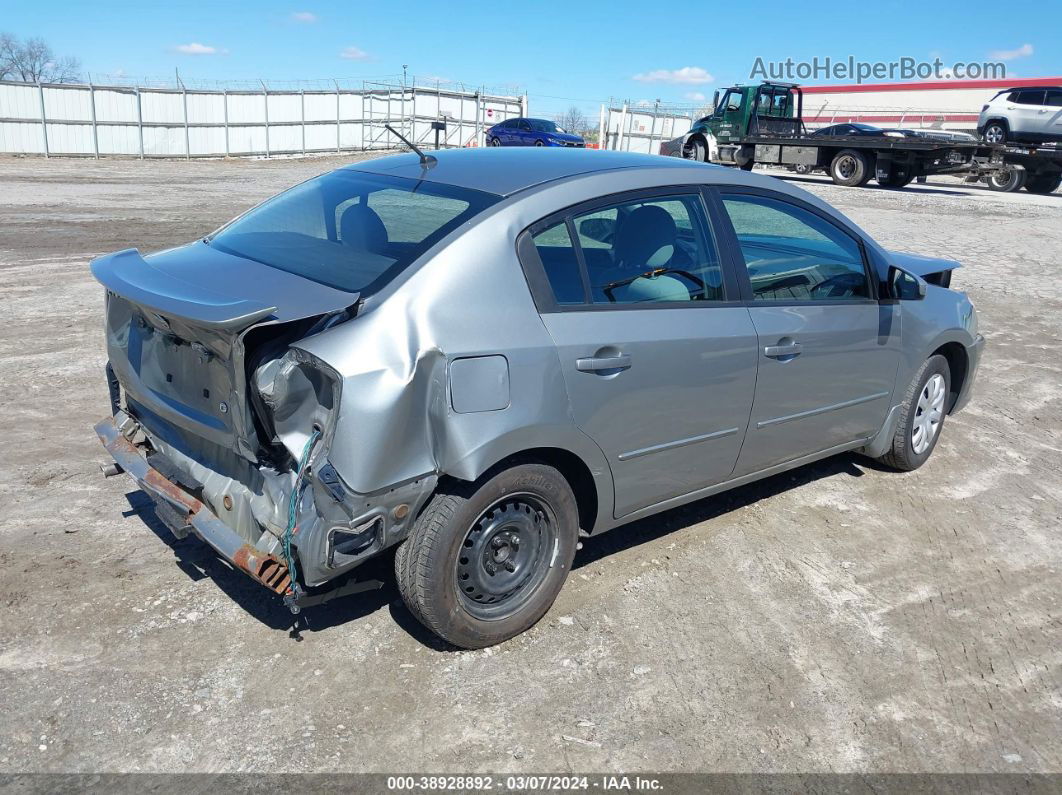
1043, 89, 1062, 139
520, 188, 757, 517
714, 189, 899, 475
1010, 90, 1046, 136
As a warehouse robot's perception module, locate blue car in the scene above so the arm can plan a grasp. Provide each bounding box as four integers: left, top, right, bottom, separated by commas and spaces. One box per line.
487, 117, 585, 147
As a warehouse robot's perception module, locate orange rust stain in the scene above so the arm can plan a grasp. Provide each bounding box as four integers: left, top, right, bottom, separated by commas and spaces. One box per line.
234, 544, 290, 594
143, 469, 202, 515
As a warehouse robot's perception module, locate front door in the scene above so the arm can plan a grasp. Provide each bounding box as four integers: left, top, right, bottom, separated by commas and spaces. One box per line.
524, 190, 757, 517
717, 190, 899, 475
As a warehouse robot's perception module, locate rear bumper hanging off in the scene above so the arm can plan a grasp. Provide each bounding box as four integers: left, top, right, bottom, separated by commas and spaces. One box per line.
94, 414, 293, 595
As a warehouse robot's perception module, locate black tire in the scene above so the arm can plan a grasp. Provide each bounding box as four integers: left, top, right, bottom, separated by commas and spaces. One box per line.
534, 140, 545, 147
877, 355, 951, 472
982, 121, 1007, 144
1023, 173, 1062, 194
739, 160, 754, 171
684, 137, 706, 161
395, 463, 579, 649
987, 167, 1026, 192
830, 149, 872, 187
878, 170, 914, 188
489, 137, 501, 147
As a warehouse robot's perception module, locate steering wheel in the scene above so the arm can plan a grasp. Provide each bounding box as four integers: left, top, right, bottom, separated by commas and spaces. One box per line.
811, 272, 865, 299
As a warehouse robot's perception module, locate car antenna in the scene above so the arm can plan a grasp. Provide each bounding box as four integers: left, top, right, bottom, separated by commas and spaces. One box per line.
385, 124, 436, 167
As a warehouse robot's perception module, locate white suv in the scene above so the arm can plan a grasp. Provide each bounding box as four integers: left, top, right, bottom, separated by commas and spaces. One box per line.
979, 87, 1062, 144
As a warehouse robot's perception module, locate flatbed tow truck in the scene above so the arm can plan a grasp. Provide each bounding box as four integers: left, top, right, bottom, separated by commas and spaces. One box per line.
661, 81, 1005, 188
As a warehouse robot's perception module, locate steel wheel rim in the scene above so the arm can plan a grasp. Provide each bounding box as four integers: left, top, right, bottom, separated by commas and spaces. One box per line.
911, 373, 946, 454
455, 492, 558, 620
836, 155, 857, 179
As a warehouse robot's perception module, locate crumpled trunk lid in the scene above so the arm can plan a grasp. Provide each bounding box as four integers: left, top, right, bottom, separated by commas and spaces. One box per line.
92, 242, 357, 462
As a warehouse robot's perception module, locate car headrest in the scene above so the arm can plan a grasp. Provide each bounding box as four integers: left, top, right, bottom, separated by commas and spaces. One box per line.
613, 205, 676, 269
339, 204, 388, 253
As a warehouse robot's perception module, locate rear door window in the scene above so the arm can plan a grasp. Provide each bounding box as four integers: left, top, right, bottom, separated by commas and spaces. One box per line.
524, 191, 729, 308
1017, 90, 1046, 106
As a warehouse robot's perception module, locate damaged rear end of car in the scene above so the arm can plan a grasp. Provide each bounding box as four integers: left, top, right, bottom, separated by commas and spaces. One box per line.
92, 166, 500, 607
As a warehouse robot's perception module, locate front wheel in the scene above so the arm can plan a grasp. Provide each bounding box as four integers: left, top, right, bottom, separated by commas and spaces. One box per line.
877, 355, 951, 471
489, 137, 502, 147
395, 463, 579, 649
534, 140, 545, 147
683, 137, 705, 161
982, 122, 1007, 144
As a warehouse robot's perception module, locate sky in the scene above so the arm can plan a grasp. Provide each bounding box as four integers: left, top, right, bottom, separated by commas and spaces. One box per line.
3, 0, 1059, 118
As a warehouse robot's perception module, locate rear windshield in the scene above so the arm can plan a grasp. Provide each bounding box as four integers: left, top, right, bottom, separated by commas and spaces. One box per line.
206, 171, 500, 294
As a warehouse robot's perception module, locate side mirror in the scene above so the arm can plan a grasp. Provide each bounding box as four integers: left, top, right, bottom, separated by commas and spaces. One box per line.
578, 217, 614, 245
887, 265, 927, 301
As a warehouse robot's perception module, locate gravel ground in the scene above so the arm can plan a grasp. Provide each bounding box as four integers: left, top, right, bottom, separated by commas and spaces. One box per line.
0, 154, 1059, 775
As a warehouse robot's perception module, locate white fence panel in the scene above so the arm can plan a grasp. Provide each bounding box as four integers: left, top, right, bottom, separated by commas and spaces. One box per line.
2, 83, 41, 119
141, 90, 184, 124
227, 93, 267, 125
0, 121, 44, 153
0, 79, 522, 157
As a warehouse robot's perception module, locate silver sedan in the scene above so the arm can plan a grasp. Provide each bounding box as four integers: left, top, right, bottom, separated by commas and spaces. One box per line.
92, 148, 983, 648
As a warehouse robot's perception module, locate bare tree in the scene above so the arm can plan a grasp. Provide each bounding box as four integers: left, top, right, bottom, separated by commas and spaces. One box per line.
556, 105, 590, 136
0, 33, 81, 83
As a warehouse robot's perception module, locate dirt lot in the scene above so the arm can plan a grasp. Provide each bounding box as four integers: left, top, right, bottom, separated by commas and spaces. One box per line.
0, 154, 1059, 775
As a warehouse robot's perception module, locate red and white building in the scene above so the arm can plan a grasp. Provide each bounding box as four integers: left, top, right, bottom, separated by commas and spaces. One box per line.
800, 77, 1062, 132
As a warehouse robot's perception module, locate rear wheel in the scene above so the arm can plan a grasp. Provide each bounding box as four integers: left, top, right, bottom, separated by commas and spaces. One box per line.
877, 355, 951, 471
878, 169, 914, 188
1024, 173, 1062, 194
830, 149, 872, 186
987, 167, 1026, 192
395, 463, 579, 649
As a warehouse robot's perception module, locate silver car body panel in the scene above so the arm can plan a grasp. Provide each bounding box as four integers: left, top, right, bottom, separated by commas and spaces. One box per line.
92, 148, 982, 592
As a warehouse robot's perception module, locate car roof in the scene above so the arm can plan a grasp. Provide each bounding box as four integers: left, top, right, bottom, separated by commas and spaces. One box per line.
344, 148, 715, 197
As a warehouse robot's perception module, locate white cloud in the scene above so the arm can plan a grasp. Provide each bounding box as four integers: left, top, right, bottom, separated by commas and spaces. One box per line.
173, 43, 222, 55
632, 66, 714, 85
684, 91, 706, 102
989, 43, 1033, 61
339, 46, 370, 61
291, 11, 318, 22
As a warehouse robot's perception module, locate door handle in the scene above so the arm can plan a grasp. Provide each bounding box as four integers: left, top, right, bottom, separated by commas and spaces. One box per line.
764, 342, 802, 359
576, 354, 632, 373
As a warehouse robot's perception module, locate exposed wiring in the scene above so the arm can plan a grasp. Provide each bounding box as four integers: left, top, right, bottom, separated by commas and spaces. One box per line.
282, 428, 321, 608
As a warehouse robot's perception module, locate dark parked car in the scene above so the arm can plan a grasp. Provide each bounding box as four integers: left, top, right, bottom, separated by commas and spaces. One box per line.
812, 123, 976, 144
92, 148, 982, 648
812, 123, 910, 138
487, 117, 585, 147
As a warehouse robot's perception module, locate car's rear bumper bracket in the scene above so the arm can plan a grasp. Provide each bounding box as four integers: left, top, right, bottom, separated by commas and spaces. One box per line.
94, 414, 292, 595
